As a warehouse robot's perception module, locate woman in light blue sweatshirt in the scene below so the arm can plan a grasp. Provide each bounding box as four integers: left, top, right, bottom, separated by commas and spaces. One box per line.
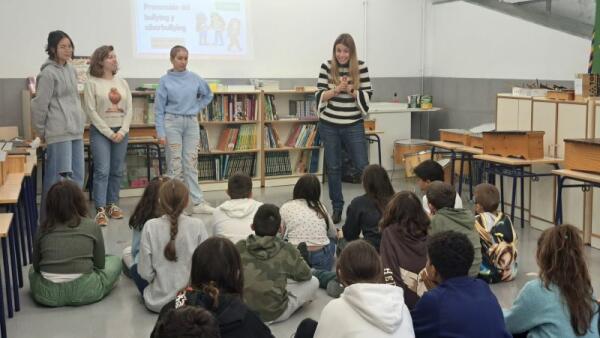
504, 224, 599, 338
31, 30, 86, 223
155, 45, 214, 214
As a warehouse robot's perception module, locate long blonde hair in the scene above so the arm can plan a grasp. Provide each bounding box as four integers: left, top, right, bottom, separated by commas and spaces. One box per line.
330, 33, 360, 90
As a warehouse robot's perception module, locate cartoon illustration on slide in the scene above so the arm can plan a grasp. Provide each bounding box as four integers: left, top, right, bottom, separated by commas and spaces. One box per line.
227, 18, 241, 52
211, 12, 225, 46
196, 13, 209, 45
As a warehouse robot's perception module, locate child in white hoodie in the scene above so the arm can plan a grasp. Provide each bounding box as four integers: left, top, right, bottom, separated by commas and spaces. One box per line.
312, 240, 415, 338
212, 173, 262, 243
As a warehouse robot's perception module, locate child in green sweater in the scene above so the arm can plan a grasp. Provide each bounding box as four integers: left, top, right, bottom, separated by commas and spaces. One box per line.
29, 180, 121, 307
426, 181, 481, 278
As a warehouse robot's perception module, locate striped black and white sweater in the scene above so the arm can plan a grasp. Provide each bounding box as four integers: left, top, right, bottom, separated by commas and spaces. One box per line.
315, 60, 373, 125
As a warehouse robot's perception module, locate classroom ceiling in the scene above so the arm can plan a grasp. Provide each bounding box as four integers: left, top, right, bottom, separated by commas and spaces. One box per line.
436, 0, 595, 38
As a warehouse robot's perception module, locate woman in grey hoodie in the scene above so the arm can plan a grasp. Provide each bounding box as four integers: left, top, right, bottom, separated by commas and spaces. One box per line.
32, 31, 86, 222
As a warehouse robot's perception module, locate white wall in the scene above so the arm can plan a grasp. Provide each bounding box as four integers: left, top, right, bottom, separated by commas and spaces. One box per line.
0, 0, 424, 79
425, 1, 590, 80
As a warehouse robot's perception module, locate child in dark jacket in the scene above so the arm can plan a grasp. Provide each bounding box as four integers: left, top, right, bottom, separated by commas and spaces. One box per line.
154, 237, 273, 338
152, 306, 221, 338
473, 183, 518, 283
237, 204, 318, 323
411, 231, 511, 338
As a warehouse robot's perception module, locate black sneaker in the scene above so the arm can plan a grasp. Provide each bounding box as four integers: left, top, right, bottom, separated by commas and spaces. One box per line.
332, 209, 342, 224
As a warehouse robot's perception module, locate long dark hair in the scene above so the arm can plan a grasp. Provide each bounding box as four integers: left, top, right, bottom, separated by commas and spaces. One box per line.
160, 180, 189, 262
362, 164, 395, 213
129, 177, 170, 231
537, 224, 595, 335
190, 237, 244, 308
293, 174, 330, 230
42, 180, 88, 231
379, 191, 430, 238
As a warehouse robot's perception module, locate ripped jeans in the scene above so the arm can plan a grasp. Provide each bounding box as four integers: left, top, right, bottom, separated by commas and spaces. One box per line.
164, 114, 204, 204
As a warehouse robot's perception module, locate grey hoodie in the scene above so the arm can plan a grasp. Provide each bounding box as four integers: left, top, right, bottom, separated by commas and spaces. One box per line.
31, 59, 85, 144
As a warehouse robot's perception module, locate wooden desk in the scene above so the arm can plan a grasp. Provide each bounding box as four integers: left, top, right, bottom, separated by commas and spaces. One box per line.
0, 173, 24, 204
474, 155, 562, 227
553, 169, 600, 244
0, 213, 11, 238
458, 146, 483, 155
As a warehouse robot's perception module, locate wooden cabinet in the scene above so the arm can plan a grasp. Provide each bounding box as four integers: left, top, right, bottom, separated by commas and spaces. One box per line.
495, 94, 596, 237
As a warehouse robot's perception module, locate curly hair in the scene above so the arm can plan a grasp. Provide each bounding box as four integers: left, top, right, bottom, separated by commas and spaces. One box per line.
536, 224, 595, 335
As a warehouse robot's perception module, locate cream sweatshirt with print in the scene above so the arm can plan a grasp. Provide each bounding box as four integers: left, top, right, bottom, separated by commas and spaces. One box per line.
83, 76, 133, 138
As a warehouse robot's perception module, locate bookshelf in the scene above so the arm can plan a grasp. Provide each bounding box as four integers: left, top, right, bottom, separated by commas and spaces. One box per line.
22, 88, 324, 193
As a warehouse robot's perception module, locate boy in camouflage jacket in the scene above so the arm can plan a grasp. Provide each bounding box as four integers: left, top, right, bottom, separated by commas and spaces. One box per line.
236, 204, 318, 323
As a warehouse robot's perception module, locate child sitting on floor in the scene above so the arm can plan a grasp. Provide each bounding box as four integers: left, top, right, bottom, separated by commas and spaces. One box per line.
473, 183, 518, 283
29, 180, 121, 307
237, 204, 318, 323
122, 176, 169, 277
411, 231, 511, 338
427, 181, 481, 278
134, 179, 209, 312
212, 172, 263, 242
413, 159, 462, 216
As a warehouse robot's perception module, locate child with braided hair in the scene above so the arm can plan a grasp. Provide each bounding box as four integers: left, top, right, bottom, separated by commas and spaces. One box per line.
134, 179, 209, 312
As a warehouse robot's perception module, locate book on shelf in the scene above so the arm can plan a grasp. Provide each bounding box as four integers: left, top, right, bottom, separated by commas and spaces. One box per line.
265, 152, 292, 176
201, 94, 258, 122
295, 149, 320, 174
264, 94, 277, 120
197, 153, 256, 181
216, 125, 256, 151
285, 124, 319, 148
199, 126, 209, 152
288, 95, 317, 120
263, 124, 283, 148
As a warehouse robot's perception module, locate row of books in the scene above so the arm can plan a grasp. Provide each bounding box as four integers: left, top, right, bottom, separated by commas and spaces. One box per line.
201, 94, 258, 122
216, 125, 257, 151
265, 152, 292, 176
198, 154, 257, 181
286, 124, 320, 148
264, 94, 278, 120
295, 149, 320, 174
289, 96, 318, 120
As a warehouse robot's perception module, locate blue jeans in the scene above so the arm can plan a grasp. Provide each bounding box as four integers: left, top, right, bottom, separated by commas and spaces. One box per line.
90, 126, 129, 209
318, 121, 369, 212
164, 114, 204, 204
40, 139, 85, 223
308, 241, 336, 271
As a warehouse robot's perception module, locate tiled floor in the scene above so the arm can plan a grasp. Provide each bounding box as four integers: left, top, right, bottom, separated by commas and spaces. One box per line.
6, 176, 600, 338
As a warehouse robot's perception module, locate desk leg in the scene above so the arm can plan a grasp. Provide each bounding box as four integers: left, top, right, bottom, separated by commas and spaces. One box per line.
375, 135, 382, 166
556, 176, 564, 225
520, 168, 525, 228
468, 156, 474, 201
14, 200, 28, 266
1, 238, 13, 319
458, 153, 465, 196
510, 171, 517, 225
8, 225, 20, 310
430, 146, 436, 160
450, 151, 456, 186
19, 189, 32, 262
499, 168, 505, 214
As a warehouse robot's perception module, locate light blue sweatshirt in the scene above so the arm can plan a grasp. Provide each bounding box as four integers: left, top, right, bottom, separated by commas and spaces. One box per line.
154, 70, 213, 139
503, 279, 599, 338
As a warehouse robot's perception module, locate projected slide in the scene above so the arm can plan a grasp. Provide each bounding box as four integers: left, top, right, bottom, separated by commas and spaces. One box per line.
134, 0, 249, 58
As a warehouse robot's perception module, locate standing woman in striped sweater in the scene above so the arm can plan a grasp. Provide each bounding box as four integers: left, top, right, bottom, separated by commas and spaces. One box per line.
316, 33, 373, 224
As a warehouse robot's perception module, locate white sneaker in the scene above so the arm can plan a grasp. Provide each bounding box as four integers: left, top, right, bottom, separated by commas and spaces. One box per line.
192, 202, 215, 214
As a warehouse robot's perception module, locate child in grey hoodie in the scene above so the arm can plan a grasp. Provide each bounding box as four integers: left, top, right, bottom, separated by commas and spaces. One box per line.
31, 31, 86, 222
